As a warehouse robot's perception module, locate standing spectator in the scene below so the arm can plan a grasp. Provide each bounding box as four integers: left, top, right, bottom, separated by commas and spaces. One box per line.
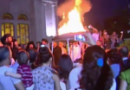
32, 46, 61, 90
59, 42, 67, 54
26, 41, 36, 52
53, 42, 62, 66
57, 54, 73, 90
118, 46, 129, 68
0, 46, 25, 90
6, 50, 34, 90
80, 46, 114, 90
1, 34, 13, 47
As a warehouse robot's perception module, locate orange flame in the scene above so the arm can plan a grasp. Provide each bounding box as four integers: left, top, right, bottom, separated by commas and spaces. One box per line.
58, 0, 86, 35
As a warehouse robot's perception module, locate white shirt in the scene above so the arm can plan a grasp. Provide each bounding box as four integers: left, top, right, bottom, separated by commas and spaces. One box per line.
60, 81, 66, 90
70, 45, 81, 62
61, 47, 67, 54
92, 33, 99, 42
0, 66, 21, 90
69, 65, 116, 90
69, 65, 82, 89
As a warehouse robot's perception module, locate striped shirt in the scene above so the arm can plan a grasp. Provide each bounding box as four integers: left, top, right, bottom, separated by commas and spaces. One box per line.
17, 64, 33, 88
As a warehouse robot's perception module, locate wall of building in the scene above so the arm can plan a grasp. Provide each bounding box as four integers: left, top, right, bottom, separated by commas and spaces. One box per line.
0, 0, 36, 43
0, 0, 58, 43
34, 0, 58, 42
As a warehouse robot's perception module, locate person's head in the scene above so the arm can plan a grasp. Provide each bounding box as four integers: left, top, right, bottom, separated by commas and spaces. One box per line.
1, 34, 12, 45
13, 39, 19, 47
119, 46, 129, 57
0, 46, 11, 66
53, 42, 57, 47
17, 50, 29, 65
59, 42, 64, 48
107, 49, 122, 64
99, 31, 102, 36
26, 41, 36, 51
42, 39, 48, 45
36, 42, 41, 47
39, 45, 53, 65
58, 54, 73, 79
112, 31, 116, 36
96, 40, 102, 46
80, 45, 113, 90
28, 49, 37, 63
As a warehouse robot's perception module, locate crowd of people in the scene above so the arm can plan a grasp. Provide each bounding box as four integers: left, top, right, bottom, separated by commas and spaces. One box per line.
0, 26, 130, 90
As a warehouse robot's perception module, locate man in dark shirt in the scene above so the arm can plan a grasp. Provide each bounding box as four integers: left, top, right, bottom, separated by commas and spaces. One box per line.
53, 42, 62, 66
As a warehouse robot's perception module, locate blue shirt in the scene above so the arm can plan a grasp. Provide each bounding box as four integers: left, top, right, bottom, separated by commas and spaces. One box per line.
110, 64, 120, 78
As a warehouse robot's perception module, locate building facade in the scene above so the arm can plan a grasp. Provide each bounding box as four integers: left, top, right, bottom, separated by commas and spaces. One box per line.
0, 0, 58, 44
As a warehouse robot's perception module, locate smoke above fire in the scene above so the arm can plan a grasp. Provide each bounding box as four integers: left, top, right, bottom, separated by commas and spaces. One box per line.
57, 0, 92, 27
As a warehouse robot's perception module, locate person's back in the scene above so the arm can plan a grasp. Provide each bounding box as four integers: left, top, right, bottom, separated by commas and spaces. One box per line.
32, 66, 54, 90
0, 66, 20, 90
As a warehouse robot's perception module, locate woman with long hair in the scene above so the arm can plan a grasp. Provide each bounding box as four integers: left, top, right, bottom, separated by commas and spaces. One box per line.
80, 45, 114, 90
32, 45, 61, 90
26, 41, 36, 52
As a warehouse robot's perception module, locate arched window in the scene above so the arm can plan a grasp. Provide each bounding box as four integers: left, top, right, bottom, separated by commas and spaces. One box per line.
18, 14, 28, 20
17, 24, 29, 44
2, 13, 13, 20
1, 23, 14, 36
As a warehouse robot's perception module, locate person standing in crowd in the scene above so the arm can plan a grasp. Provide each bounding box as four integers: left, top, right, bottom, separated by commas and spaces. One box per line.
0, 46, 25, 90
36, 41, 41, 52
41, 38, 50, 49
96, 40, 103, 48
59, 42, 67, 54
88, 25, 99, 43
107, 49, 122, 78
99, 30, 104, 45
80, 46, 115, 90
28, 49, 38, 69
53, 42, 62, 66
104, 32, 111, 50
110, 31, 123, 49
70, 42, 81, 63
26, 41, 36, 52
118, 46, 130, 70
32, 46, 61, 90
1, 34, 13, 47
6, 50, 34, 90
57, 54, 73, 90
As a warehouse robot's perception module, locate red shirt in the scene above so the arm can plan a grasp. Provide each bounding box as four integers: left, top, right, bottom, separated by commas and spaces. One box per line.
17, 64, 33, 88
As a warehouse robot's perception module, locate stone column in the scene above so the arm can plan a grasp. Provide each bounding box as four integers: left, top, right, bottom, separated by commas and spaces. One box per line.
42, 0, 58, 37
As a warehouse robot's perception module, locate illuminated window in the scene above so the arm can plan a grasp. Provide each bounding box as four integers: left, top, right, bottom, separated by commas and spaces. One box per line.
17, 24, 29, 44
2, 13, 13, 20
18, 14, 28, 20
1, 23, 14, 36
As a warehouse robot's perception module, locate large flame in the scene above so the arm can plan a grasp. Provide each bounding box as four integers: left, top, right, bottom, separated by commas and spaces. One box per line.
58, 0, 86, 35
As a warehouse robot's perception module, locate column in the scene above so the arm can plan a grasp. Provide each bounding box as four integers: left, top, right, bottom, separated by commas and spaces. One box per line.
42, 0, 58, 37
51, 3, 57, 36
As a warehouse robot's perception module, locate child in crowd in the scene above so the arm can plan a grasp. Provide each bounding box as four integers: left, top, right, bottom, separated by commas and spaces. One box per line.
5, 50, 34, 90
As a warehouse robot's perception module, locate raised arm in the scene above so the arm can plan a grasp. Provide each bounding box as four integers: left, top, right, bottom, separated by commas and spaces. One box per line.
84, 32, 96, 45
120, 32, 123, 40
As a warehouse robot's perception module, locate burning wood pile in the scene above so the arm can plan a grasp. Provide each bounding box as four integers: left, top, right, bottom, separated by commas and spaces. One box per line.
57, 0, 92, 35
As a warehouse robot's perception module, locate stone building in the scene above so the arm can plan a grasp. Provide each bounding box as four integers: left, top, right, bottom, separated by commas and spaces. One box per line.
0, 0, 58, 44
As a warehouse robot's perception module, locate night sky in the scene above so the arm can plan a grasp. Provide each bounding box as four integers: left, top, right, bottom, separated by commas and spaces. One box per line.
58, 0, 127, 28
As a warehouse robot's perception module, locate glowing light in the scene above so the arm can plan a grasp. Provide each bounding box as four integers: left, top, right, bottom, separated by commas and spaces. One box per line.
58, 0, 85, 35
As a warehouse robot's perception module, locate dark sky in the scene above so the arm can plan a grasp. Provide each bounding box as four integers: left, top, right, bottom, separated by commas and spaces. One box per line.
58, 0, 127, 27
